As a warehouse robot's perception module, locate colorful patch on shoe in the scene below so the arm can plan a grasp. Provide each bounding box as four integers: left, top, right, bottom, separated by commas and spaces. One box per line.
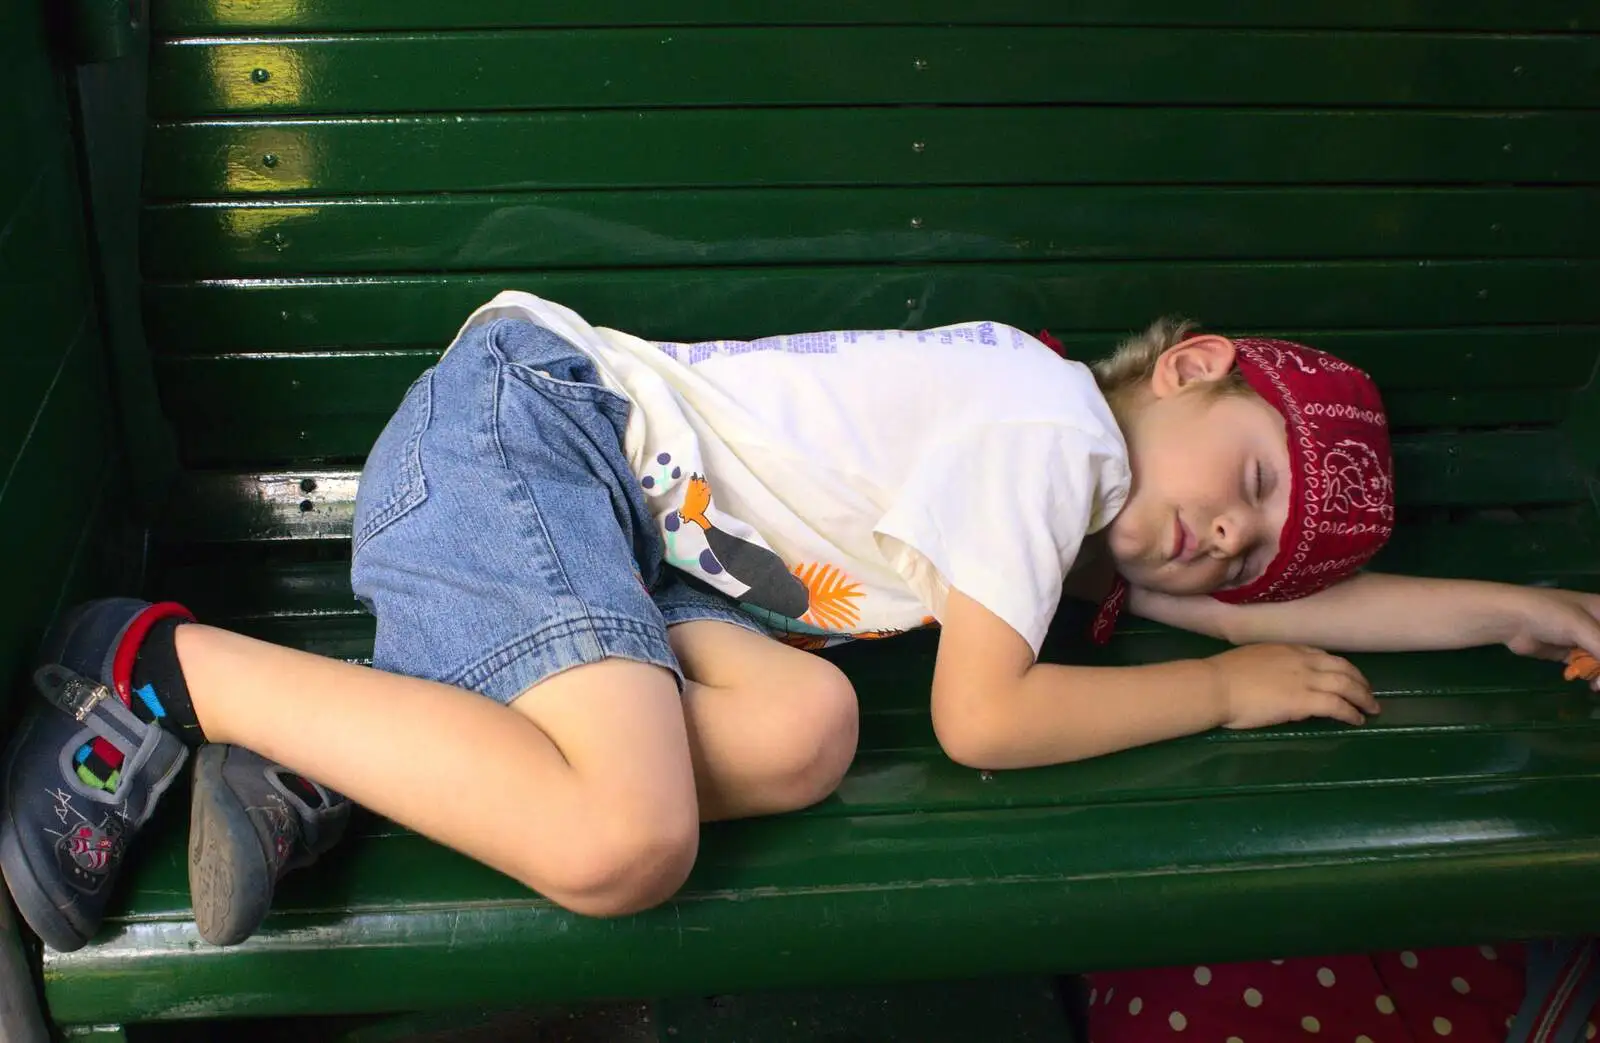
46, 788, 125, 894
73, 738, 125, 791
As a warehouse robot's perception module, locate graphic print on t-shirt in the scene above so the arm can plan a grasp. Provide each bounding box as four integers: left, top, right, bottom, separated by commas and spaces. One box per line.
675, 475, 810, 618
445, 292, 1133, 658
662, 472, 926, 649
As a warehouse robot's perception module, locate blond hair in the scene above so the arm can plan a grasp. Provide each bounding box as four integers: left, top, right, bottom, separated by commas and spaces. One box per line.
1092, 317, 1251, 401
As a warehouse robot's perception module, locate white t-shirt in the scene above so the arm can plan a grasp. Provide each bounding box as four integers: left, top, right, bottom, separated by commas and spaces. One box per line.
447, 292, 1131, 657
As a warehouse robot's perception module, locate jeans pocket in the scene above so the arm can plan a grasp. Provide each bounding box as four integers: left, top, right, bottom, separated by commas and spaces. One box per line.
352, 369, 434, 557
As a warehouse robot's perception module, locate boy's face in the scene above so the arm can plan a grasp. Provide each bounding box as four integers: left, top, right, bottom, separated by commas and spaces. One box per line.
1106, 338, 1292, 596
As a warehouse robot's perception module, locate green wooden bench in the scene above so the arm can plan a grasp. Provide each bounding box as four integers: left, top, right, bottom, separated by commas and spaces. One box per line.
4, 2, 1600, 1037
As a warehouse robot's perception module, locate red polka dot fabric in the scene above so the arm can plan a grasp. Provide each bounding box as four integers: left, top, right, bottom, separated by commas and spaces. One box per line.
1084, 945, 1593, 1042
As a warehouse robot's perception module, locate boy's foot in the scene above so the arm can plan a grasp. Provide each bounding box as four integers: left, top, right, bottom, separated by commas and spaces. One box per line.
0, 599, 198, 951
188, 743, 350, 946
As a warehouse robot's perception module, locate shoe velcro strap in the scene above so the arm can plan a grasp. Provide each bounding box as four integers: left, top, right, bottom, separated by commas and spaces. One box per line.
35, 664, 147, 749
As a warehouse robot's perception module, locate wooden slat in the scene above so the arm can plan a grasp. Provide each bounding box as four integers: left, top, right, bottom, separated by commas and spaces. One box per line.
151, 508, 1600, 634
154, 373, 1575, 465
149, 29, 1600, 117
144, 109, 1600, 198
153, 323, 1599, 464
143, 263, 1600, 354
1393, 430, 1589, 506
153, 1, 1599, 34
152, 328, 1600, 399
141, 187, 1600, 278
154, 428, 1589, 547
52, 780, 1600, 1023
1374, 509, 1600, 583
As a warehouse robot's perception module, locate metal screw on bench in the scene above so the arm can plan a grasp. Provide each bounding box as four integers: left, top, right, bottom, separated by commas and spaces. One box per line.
252, 67, 272, 83
263, 153, 279, 168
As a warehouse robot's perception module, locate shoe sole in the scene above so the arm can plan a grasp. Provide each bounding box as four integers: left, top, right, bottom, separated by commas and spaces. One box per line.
188, 745, 272, 947
0, 818, 91, 952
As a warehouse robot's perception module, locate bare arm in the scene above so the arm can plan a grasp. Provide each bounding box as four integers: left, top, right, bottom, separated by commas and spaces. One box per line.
1129, 572, 1600, 659
931, 589, 1375, 770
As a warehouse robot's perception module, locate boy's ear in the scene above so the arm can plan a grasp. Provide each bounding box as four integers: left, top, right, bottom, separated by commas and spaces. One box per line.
1150, 335, 1237, 397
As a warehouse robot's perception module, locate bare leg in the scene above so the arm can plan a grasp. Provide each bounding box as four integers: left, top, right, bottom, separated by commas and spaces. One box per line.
669, 622, 858, 821
176, 621, 856, 914
179, 625, 698, 916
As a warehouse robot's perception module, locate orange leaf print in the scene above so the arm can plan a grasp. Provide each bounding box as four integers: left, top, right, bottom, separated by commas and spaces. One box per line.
792, 562, 864, 631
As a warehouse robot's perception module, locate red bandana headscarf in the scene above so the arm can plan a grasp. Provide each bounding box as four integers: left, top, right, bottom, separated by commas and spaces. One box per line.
1038, 331, 1395, 644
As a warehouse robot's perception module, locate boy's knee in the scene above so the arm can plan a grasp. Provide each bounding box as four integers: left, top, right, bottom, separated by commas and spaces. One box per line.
770, 663, 859, 809
521, 803, 699, 917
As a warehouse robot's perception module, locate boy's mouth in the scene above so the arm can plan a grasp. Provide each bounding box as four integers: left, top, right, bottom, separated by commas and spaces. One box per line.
1170, 515, 1197, 564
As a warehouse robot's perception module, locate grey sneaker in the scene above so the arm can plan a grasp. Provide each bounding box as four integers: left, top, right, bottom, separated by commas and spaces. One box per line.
188, 743, 351, 946
0, 598, 196, 951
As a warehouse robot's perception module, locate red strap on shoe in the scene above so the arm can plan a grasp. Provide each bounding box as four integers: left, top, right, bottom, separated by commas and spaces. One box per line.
111, 601, 195, 705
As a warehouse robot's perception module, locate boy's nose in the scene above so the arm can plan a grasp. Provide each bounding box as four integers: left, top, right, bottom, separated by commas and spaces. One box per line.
1210, 510, 1255, 558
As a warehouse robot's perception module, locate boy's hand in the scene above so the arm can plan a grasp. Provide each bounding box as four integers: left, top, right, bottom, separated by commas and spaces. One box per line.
1500, 587, 1600, 680
1208, 644, 1379, 729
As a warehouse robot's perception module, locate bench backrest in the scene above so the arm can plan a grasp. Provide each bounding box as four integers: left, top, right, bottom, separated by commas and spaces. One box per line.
141, 5, 1599, 561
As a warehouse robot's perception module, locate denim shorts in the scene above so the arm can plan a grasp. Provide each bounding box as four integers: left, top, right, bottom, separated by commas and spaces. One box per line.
350, 317, 763, 704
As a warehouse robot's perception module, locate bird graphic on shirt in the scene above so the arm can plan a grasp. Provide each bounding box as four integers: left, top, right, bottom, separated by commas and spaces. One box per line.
677, 475, 812, 618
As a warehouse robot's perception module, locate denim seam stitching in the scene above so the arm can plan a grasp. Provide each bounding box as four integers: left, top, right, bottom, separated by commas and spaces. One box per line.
351, 369, 434, 557
450, 612, 673, 693
484, 321, 611, 663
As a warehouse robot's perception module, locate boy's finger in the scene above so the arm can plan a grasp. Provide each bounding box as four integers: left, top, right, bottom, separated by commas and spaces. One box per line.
1314, 672, 1380, 715
1312, 655, 1376, 705
1573, 615, 1600, 662
1312, 693, 1366, 727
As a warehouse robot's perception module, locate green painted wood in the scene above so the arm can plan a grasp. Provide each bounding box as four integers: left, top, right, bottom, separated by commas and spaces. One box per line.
1384, 389, 1570, 429
152, 0, 1598, 34
0, 92, 104, 509
145, 425, 1591, 550
0, 0, 121, 714
59, 1027, 128, 1042
149, 29, 1600, 117
144, 109, 1600, 198
1393, 431, 1588, 507
153, 373, 1574, 465
74, 22, 182, 520
140, 187, 1600, 278
151, 332, 1596, 466
1375, 509, 1600, 583
652, 978, 1077, 1042
62, 5, 1600, 1026
158, 578, 1600, 680
142, 265, 1600, 356
151, 325, 1600, 403
41, 780, 1600, 1022
147, 507, 1600, 634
